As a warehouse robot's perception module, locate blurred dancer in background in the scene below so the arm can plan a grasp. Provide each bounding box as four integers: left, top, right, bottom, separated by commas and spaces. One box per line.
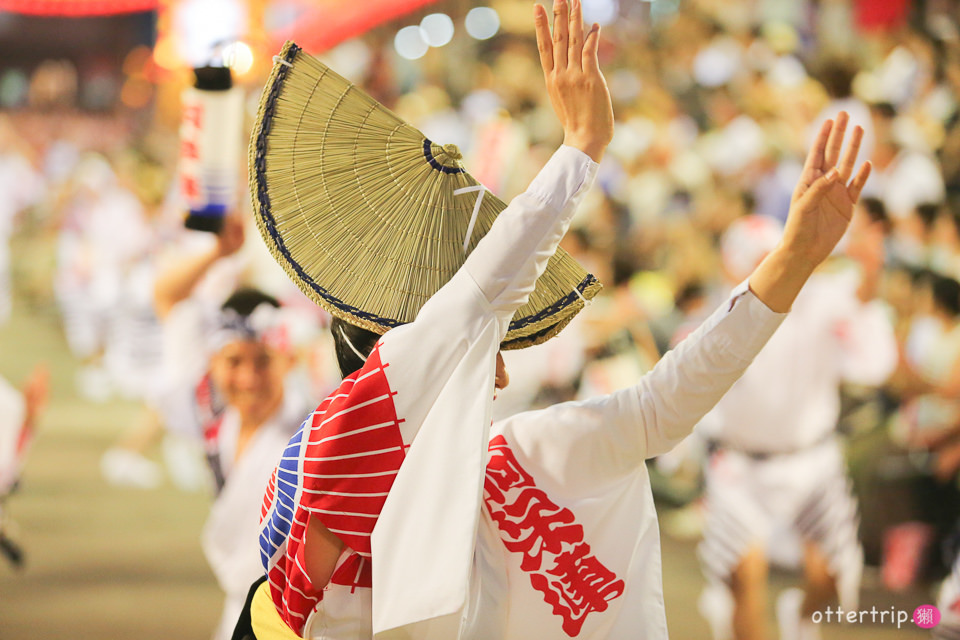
173, 285, 307, 640
0, 365, 48, 567
0, 116, 43, 328
152, 216, 320, 640
696, 151, 897, 640
200, 289, 308, 640
54, 152, 157, 402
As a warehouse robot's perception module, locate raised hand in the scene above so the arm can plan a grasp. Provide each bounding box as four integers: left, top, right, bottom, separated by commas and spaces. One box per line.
533, 0, 614, 162
22, 364, 49, 431
748, 112, 872, 312
781, 112, 872, 269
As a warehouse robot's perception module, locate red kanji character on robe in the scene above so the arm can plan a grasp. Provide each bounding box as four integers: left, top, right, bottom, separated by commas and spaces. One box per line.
533, 544, 625, 637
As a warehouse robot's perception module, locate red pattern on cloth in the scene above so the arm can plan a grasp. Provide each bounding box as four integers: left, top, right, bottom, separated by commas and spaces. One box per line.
197, 374, 223, 448
484, 435, 625, 637
262, 344, 405, 633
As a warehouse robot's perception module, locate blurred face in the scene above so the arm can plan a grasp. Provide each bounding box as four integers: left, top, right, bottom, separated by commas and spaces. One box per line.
209, 340, 292, 425
495, 352, 509, 392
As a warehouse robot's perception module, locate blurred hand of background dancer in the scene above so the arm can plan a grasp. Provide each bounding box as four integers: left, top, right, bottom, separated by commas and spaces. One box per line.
215, 214, 245, 258
749, 112, 872, 312
534, 0, 613, 163
153, 214, 245, 319
22, 364, 49, 431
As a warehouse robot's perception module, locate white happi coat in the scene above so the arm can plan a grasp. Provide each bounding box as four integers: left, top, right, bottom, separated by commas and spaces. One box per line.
696, 268, 896, 453
203, 393, 306, 640
467, 282, 783, 639
258, 146, 785, 639
0, 376, 25, 495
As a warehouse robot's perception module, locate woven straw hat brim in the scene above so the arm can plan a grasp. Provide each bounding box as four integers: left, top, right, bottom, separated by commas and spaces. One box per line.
249, 41, 601, 349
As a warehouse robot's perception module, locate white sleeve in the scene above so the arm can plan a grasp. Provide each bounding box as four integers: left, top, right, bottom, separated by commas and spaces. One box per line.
155, 380, 205, 440
378, 145, 597, 438
371, 147, 595, 635
381, 147, 597, 348
497, 284, 786, 490
459, 145, 597, 328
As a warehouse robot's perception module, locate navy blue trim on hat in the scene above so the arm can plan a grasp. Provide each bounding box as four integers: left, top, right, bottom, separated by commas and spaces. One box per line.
506, 274, 598, 332
422, 139, 465, 175
253, 44, 401, 330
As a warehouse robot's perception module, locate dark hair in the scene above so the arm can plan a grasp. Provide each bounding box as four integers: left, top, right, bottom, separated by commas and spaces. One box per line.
817, 58, 856, 99
330, 316, 380, 377
931, 273, 960, 318
945, 206, 960, 239
860, 197, 891, 232
871, 102, 897, 120
915, 202, 941, 233
221, 288, 280, 316
675, 281, 706, 311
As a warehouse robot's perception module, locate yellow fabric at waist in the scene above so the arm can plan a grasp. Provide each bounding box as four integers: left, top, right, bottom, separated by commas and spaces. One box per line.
252, 580, 305, 640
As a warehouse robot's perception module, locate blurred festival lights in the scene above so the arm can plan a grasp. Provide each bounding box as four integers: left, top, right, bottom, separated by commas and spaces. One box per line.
464, 7, 499, 40
419, 13, 454, 48
120, 76, 153, 108
152, 36, 182, 72
395, 11, 461, 59
174, 0, 247, 67
395, 25, 429, 60
583, 0, 617, 26
223, 41, 254, 76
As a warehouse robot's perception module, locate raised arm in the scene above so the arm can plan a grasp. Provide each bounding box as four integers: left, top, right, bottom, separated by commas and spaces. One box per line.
153, 215, 244, 319
460, 0, 613, 319
501, 112, 876, 483
534, 0, 613, 163
750, 112, 872, 311
638, 112, 872, 454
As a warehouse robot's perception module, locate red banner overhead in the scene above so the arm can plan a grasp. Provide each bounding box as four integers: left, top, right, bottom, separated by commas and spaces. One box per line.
271, 0, 443, 52
0, 0, 156, 15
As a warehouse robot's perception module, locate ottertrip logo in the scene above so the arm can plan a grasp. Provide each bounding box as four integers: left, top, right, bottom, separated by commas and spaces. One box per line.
484, 435, 625, 637
810, 604, 941, 629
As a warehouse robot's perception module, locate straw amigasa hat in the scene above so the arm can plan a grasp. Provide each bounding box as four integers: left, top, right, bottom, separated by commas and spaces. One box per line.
249, 41, 602, 349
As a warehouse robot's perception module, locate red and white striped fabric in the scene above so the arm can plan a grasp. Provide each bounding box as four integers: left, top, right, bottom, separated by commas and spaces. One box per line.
260, 344, 404, 631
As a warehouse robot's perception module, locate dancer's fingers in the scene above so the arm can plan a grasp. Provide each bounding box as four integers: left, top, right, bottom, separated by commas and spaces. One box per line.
837, 125, 863, 182
534, 4, 554, 74
847, 161, 872, 202
824, 111, 849, 169
552, 0, 569, 70
567, 0, 584, 70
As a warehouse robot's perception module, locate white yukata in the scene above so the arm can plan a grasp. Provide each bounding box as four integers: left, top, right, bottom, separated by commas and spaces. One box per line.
258, 146, 784, 639
204, 393, 308, 640
56, 178, 151, 361
0, 376, 26, 497
696, 268, 897, 611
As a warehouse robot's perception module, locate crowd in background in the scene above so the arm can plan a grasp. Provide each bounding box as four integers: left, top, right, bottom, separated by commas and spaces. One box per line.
2, 0, 960, 632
